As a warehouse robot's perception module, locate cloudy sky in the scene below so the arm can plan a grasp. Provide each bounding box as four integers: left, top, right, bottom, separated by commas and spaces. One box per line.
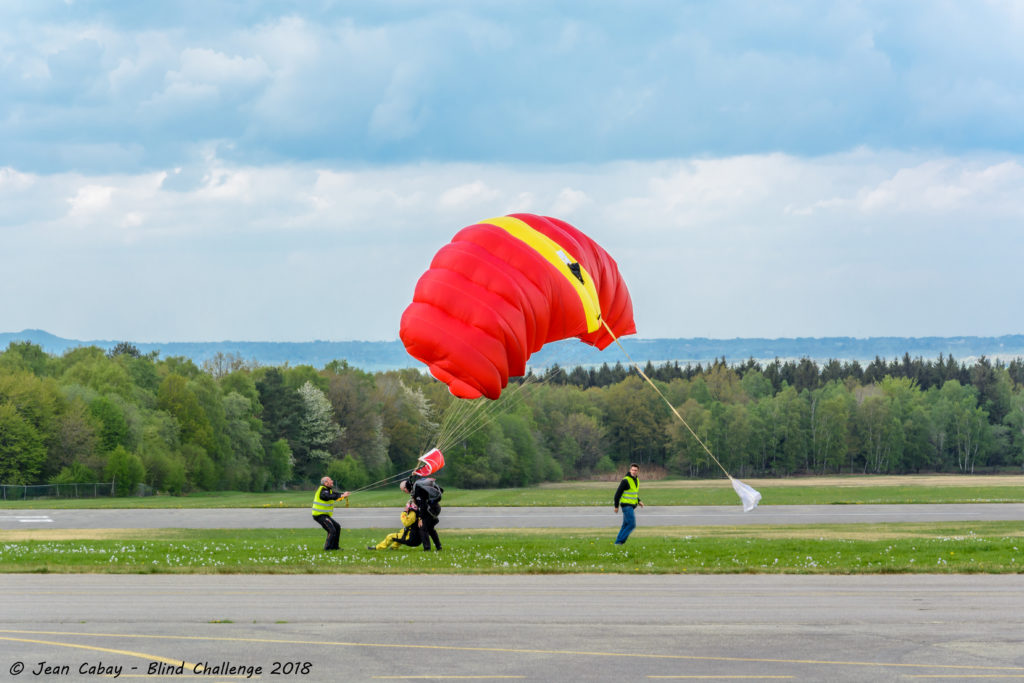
2, 0, 1023, 343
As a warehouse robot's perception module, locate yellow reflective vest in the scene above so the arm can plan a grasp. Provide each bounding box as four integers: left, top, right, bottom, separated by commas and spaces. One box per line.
311, 485, 336, 517
619, 476, 639, 506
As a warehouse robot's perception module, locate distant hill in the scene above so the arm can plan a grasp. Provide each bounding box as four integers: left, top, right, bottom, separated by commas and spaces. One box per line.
3, 329, 1024, 372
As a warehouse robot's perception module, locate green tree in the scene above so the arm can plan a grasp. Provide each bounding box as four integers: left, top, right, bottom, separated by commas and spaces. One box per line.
497, 409, 557, 486
0, 341, 52, 376
770, 384, 809, 475
256, 368, 302, 450
524, 383, 599, 477
600, 376, 666, 466
191, 374, 230, 463
59, 348, 134, 399
327, 456, 369, 491
221, 391, 265, 490
327, 368, 389, 480
1003, 390, 1024, 466
562, 412, 607, 475
296, 380, 343, 480
740, 370, 773, 400
665, 398, 711, 477
220, 369, 260, 406
49, 462, 99, 484
880, 377, 931, 472
970, 358, 1013, 423
89, 396, 129, 454
137, 412, 186, 494
161, 356, 202, 379
375, 374, 437, 473
0, 370, 60, 437
746, 396, 776, 473
51, 397, 99, 476
0, 370, 61, 477
157, 374, 217, 458
854, 387, 902, 473
941, 381, 989, 473
0, 402, 47, 484
808, 382, 852, 474
704, 364, 747, 404
181, 443, 217, 490
708, 400, 754, 477
444, 421, 511, 488
266, 438, 294, 489
118, 353, 161, 397
104, 445, 146, 496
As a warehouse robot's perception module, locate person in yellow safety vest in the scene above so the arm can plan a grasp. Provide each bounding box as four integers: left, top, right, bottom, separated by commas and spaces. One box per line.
613, 463, 645, 545
367, 499, 422, 550
312, 476, 349, 551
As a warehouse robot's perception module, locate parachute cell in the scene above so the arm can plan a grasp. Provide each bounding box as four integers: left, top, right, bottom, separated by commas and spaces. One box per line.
400, 213, 635, 399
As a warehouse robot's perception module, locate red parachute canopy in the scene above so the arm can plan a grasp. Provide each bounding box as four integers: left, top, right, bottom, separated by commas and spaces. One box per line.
400, 213, 635, 399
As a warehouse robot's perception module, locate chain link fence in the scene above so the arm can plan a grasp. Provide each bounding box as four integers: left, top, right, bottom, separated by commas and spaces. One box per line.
0, 482, 116, 501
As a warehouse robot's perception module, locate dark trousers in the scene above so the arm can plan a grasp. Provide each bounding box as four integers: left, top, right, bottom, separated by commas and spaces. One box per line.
419, 514, 441, 551
314, 513, 341, 550
396, 527, 422, 547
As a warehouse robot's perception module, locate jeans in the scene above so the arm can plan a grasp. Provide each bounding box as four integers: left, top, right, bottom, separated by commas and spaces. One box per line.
615, 504, 636, 544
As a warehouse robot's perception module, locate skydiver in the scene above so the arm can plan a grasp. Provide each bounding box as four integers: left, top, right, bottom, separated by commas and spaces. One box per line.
367, 498, 422, 550
400, 477, 443, 551
312, 476, 349, 551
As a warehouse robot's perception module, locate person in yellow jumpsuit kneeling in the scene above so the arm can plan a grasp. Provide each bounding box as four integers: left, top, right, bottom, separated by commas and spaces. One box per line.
369, 500, 422, 550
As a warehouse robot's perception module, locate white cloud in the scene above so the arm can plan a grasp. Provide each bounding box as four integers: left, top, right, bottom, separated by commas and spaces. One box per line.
551, 188, 591, 216
67, 184, 114, 216
4, 2, 1024, 174
855, 159, 1024, 215
3, 149, 1024, 342
439, 180, 501, 209
174, 47, 270, 87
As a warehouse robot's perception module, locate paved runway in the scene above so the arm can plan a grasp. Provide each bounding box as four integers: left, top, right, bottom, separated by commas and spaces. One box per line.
3, 503, 1024, 529
4, 506, 1022, 681
2, 574, 1023, 682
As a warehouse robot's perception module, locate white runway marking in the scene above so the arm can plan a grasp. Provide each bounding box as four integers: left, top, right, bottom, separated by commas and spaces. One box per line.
0, 515, 54, 524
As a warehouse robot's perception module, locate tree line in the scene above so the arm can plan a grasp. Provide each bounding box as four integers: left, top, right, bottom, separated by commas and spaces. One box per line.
1, 340, 1022, 495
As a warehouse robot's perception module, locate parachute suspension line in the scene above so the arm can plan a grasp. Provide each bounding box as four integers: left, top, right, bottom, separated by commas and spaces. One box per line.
351, 377, 550, 495
432, 394, 488, 452
351, 372, 556, 497
431, 370, 556, 454
600, 320, 733, 481
434, 377, 523, 452
350, 469, 416, 494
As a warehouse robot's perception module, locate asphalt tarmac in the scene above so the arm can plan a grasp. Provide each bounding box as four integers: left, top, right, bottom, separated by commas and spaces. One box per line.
2, 503, 1024, 529
2, 574, 1023, 682
4, 505, 1023, 681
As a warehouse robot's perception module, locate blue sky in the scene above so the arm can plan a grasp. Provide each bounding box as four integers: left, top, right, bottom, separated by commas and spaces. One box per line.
2, 1, 1023, 342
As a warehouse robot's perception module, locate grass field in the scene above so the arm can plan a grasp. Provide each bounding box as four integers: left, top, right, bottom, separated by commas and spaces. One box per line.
2, 475, 1023, 509
3, 476, 1021, 574
1, 523, 1022, 575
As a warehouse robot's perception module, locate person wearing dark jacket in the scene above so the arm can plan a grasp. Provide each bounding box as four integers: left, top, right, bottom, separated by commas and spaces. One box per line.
312, 476, 349, 550
613, 463, 644, 545
400, 477, 442, 551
